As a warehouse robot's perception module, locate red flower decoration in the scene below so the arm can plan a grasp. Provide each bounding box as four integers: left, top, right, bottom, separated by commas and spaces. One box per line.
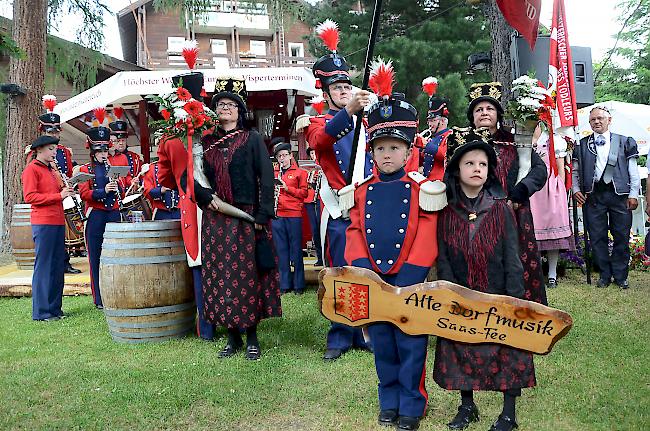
160, 109, 171, 121
184, 100, 204, 117
176, 87, 192, 101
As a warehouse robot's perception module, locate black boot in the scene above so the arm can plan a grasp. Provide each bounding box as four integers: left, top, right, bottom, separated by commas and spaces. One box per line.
218, 329, 243, 358
397, 416, 420, 430
378, 410, 398, 427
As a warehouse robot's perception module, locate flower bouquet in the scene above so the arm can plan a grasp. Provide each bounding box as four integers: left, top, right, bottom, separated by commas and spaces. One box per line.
507, 74, 554, 183
146, 81, 219, 142
507, 74, 554, 131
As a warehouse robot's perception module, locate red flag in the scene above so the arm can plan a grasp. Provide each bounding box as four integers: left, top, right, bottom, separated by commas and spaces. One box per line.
496, 0, 542, 50
548, 0, 578, 188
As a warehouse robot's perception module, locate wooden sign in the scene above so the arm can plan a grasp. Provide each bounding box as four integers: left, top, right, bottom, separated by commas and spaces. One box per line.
318, 267, 573, 355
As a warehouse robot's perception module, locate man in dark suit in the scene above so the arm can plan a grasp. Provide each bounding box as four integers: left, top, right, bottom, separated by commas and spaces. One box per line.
572, 106, 640, 289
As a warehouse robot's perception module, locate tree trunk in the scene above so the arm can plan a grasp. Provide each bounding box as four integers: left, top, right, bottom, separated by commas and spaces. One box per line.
482, 0, 515, 105
1, 0, 47, 252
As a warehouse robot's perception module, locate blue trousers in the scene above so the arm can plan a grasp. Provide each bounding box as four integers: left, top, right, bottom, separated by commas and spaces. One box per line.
192, 266, 215, 340
584, 181, 633, 283
272, 216, 305, 292
368, 323, 428, 417
325, 217, 370, 351
85, 209, 121, 307
304, 202, 323, 264
154, 208, 180, 220
31, 225, 66, 320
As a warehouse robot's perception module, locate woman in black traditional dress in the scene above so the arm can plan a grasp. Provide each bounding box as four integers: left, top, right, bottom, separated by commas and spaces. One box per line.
463, 82, 548, 306
195, 77, 281, 361
435, 133, 534, 431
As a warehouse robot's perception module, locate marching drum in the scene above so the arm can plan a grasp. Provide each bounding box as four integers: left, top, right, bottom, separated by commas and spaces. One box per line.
122, 193, 153, 221
63, 195, 86, 251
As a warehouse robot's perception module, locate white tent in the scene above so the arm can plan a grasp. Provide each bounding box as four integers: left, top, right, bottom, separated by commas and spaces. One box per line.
577, 101, 650, 157
54, 67, 320, 123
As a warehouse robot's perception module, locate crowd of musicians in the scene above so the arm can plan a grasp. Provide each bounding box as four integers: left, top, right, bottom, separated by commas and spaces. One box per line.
20, 20, 646, 431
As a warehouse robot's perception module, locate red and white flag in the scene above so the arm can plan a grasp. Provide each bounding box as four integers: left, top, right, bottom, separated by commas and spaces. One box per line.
548, 0, 578, 186
496, 0, 542, 50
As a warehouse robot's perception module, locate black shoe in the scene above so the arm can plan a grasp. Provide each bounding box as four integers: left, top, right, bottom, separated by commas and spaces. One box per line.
357, 344, 374, 354
397, 416, 420, 431
596, 278, 610, 288
280, 289, 292, 295
95, 304, 104, 310
323, 348, 343, 361
65, 265, 81, 274
615, 279, 629, 289
37, 316, 61, 322
547, 278, 557, 288
294, 290, 304, 295
489, 414, 518, 431
218, 343, 242, 358
245, 344, 261, 361
378, 409, 398, 427
448, 404, 479, 430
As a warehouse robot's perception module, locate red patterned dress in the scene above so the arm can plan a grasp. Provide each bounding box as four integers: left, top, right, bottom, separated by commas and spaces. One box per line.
197, 127, 281, 330
434, 184, 536, 391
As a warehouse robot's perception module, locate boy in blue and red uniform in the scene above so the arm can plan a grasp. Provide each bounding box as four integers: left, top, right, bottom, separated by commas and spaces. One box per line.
411, 78, 451, 181
109, 110, 142, 189
143, 161, 181, 220
344, 66, 447, 430
22, 135, 75, 321
272, 139, 309, 294
78, 126, 124, 309
298, 19, 373, 361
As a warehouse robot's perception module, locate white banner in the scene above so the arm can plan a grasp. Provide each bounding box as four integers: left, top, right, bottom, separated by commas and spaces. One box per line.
55, 67, 320, 123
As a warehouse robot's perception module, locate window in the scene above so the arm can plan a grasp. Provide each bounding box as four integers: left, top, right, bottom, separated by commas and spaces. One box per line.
249, 40, 266, 56
288, 42, 304, 65
574, 62, 586, 83
211, 39, 227, 55
167, 36, 185, 54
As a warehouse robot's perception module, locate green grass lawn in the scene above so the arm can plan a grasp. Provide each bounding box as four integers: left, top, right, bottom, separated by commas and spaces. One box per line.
1, 269, 648, 431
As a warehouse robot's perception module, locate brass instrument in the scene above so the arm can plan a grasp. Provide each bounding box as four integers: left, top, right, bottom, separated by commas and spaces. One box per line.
307, 167, 322, 203
103, 159, 125, 220
418, 128, 433, 141
53, 162, 87, 222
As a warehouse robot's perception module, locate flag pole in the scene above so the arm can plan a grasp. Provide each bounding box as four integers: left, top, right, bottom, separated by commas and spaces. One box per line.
347, 0, 383, 185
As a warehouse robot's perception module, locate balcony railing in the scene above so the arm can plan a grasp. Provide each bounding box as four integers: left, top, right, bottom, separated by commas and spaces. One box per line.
147, 51, 316, 70
197, 10, 270, 31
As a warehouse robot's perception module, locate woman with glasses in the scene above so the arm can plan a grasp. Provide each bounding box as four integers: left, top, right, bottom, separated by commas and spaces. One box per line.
193, 77, 281, 361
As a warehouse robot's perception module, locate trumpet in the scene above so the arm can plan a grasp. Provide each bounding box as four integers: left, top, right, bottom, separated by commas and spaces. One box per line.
103, 159, 125, 218
418, 128, 433, 141
273, 171, 281, 216
53, 162, 87, 222
307, 168, 322, 203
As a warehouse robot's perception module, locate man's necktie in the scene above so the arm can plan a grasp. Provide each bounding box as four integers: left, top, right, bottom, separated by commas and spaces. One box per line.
595, 135, 606, 146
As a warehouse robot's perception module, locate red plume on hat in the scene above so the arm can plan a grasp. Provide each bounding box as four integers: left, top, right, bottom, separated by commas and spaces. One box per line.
42, 95, 57, 112
309, 95, 326, 115
182, 40, 199, 70
315, 20, 339, 52
93, 106, 106, 125
368, 57, 395, 99
113, 106, 124, 120
422, 77, 438, 97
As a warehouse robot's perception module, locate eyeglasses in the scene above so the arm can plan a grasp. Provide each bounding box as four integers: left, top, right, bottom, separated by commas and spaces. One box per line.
216, 102, 238, 110
330, 84, 352, 92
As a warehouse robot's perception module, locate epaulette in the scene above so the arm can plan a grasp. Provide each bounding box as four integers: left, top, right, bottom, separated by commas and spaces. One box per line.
296, 114, 312, 133
407, 171, 447, 211
338, 174, 374, 212
24, 144, 31, 155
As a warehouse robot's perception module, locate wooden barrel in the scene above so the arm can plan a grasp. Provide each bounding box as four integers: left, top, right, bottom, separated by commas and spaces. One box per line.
10, 204, 35, 270
99, 220, 195, 343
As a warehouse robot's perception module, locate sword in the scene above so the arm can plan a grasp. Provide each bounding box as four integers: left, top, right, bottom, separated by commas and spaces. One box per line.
347, 0, 384, 185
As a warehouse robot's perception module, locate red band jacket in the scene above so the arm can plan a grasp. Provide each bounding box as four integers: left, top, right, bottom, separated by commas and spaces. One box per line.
21, 159, 65, 225
274, 160, 308, 217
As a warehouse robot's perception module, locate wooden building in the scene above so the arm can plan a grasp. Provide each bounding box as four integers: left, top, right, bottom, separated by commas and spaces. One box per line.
117, 0, 316, 70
